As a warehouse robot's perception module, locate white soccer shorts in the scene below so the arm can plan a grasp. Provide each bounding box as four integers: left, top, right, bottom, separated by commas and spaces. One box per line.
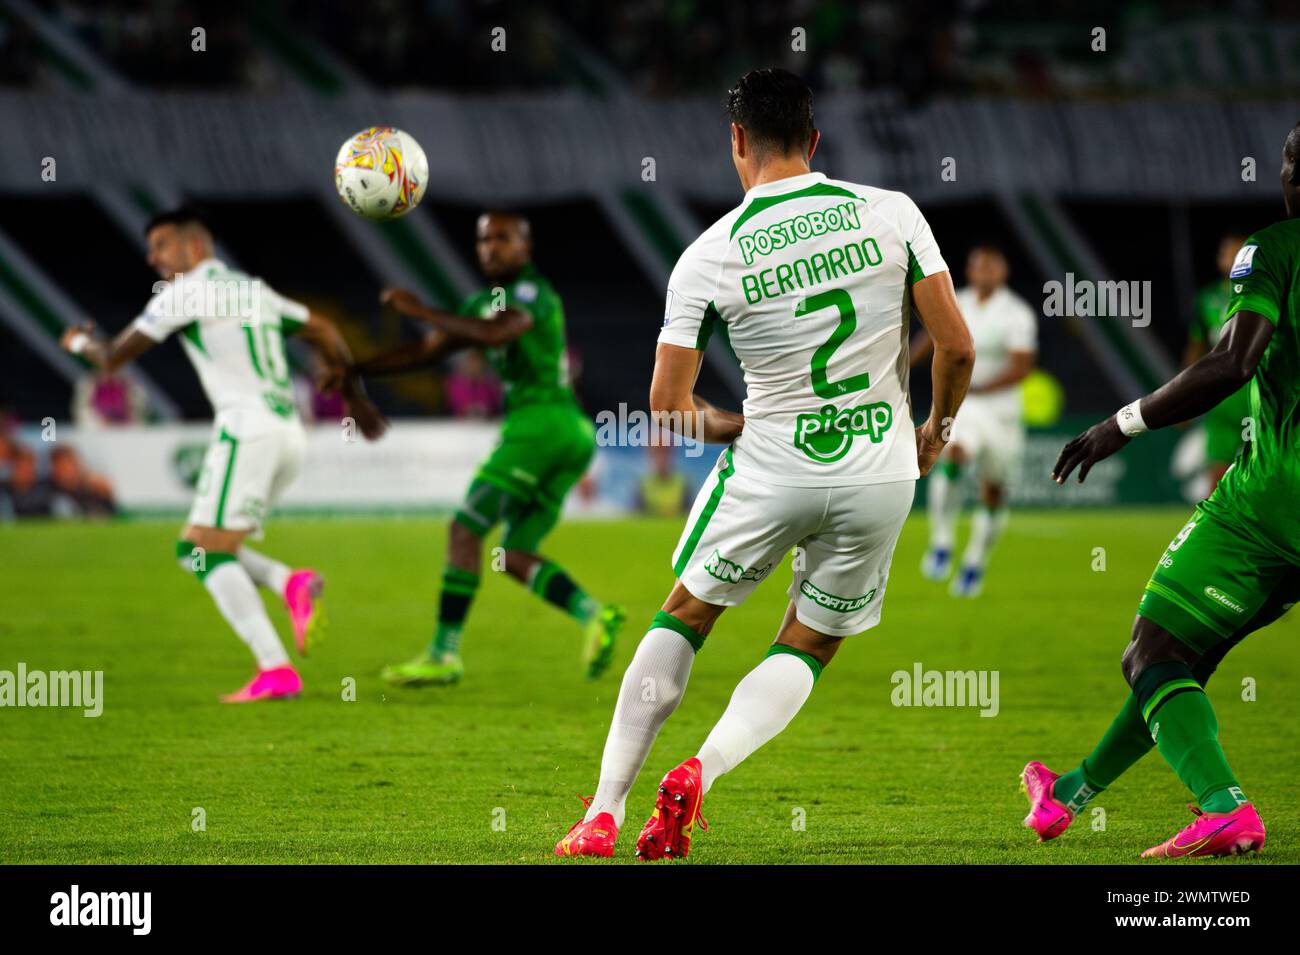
948, 399, 1024, 486
671, 448, 915, 637
187, 420, 306, 532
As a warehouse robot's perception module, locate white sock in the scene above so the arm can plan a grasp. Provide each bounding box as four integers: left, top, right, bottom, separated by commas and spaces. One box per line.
237, 546, 292, 594
961, 505, 1009, 570
204, 561, 291, 670
927, 464, 961, 550
585, 625, 698, 826
697, 651, 816, 794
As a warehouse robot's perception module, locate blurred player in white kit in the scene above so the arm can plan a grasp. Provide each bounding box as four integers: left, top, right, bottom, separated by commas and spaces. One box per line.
913, 244, 1037, 597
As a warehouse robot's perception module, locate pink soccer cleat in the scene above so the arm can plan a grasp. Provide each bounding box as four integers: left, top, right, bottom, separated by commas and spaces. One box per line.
220, 666, 302, 703
283, 569, 326, 656
1141, 803, 1265, 859
1020, 760, 1074, 842
554, 796, 619, 858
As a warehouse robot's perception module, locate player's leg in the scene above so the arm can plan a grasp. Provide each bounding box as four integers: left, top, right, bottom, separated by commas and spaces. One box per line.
239, 424, 325, 654
951, 478, 1008, 597
499, 424, 625, 678
633, 477, 914, 860
555, 584, 723, 857
381, 495, 494, 685
922, 443, 966, 580
698, 603, 836, 790
178, 429, 300, 701
557, 457, 804, 857
1024, 509, 1284, 855
1041, 616, 1262, 832
952, 413, 1018, 597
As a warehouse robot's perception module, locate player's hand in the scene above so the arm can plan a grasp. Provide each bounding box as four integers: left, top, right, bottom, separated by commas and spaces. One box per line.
379, 287, 425, 318
1052, 416, 1129, 485
60, 321, 96, 354
915, 418, 948, 476
341, 375, 388, 441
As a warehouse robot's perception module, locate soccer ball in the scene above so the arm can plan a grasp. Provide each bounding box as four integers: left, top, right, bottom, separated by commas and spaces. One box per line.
333, 126, 428, 220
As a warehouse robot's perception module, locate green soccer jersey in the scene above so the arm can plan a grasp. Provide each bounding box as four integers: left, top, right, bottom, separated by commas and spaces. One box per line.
1202, 218, 1300, 560
459, 263, 574, 414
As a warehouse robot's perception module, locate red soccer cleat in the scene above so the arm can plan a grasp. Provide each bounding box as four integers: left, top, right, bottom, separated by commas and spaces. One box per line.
554, 796, 618, 858
636, 757, 708, 861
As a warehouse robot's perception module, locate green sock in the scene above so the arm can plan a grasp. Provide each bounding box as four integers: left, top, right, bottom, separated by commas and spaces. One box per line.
530, 559, 599, 623
430, 567, 479, 657
1055, 694, 1152, 813
1134, 661, 1245, 813
1055, 642, 1238, 813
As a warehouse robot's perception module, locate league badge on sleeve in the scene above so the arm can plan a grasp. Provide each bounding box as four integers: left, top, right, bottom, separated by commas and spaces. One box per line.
1229, 244, 1259, 278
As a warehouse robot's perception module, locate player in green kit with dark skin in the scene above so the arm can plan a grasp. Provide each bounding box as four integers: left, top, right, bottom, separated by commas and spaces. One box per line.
341, 211, 624, 686
1021, 123, 1300, 858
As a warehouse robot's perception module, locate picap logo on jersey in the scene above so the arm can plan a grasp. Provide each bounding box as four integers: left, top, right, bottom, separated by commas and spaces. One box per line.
704, 549, 772, 584
794, 401, 893, 463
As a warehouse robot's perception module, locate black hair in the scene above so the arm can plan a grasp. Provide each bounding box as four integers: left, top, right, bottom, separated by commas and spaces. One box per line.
726, 69, 815, 157
144, 205, 211, 237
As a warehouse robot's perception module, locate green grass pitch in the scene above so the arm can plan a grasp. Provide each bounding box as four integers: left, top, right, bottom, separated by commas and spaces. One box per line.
1, 509, 1296, 864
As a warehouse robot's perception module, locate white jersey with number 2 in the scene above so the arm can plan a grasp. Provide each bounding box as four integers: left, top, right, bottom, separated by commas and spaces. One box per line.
659, 171, 947, 487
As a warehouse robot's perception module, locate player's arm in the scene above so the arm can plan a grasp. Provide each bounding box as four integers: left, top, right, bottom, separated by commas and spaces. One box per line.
60, 321, 155, 373
292, 312, 388, 441
910, 271, 976, 475
380, 287, 532, 347
1053, 311, 1274, 484
650, 343, 744, 445
969, 349, 1034, 393
349, 330, 469, 379
294, 311, 355, 374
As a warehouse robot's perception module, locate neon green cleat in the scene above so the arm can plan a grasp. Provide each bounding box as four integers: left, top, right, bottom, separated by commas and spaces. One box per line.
381, 652, 464, 687
583, 604, 625, 680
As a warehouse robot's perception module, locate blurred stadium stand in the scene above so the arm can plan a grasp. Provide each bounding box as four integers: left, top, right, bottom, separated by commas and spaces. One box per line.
0, 0, 1295, 436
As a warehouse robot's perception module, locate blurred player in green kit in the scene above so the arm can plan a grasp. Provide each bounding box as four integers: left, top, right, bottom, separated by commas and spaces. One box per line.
1183, 232, 1251, 489
342, 211, 625, 686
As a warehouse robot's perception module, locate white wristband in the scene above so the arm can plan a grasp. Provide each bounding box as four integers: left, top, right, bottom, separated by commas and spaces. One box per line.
67, 332, 90, 355
1115, 400, 1147, 437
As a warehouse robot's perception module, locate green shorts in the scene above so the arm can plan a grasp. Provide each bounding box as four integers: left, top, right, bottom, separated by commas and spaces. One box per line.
453, 402, 596, 553
1138, 505, 1300, 655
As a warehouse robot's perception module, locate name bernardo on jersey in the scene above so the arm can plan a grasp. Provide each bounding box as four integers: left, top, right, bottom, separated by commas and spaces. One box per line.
660, 172, 947, 487
736, 201, 886, 304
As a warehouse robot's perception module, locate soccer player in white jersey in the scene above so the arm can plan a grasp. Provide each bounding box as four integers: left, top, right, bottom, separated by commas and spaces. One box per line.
555, 70, 974, 860
913, 244, 1037, 597
59, 207, 385, 702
